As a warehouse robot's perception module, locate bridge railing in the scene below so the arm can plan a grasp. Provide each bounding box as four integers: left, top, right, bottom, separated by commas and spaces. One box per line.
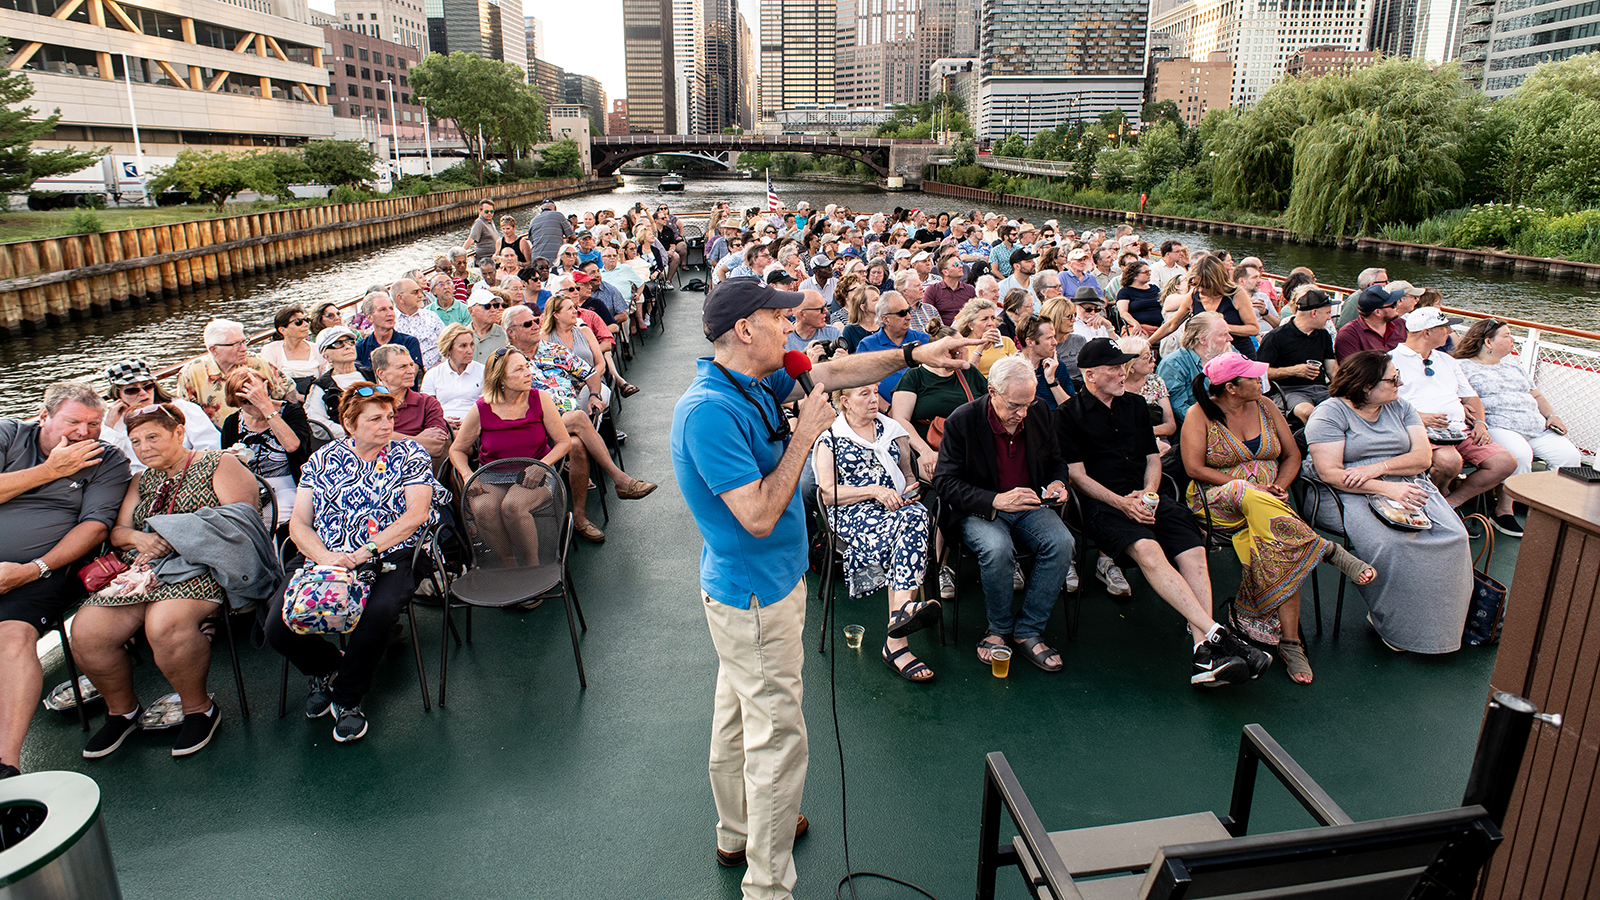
592, 134, 930, 147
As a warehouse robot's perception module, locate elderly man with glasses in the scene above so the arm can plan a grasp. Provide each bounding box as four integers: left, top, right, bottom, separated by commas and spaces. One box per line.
101, 358, 220, 473
467, 286, 510, 362
176, 318, 287, 427
857, 290, 934, 402
784, 290, 844, 362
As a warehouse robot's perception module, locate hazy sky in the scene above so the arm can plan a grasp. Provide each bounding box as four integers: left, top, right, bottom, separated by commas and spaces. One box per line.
310, 0, 760, 102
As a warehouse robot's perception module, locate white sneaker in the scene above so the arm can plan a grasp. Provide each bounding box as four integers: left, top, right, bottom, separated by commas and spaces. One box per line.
1012, 560, 1026, 592
939, 565, 956, 600
1096, 556, 1131, 597
1064, 561, 1080, 593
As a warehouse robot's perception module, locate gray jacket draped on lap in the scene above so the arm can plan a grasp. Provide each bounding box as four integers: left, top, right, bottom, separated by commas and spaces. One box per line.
146, 502, 284, 611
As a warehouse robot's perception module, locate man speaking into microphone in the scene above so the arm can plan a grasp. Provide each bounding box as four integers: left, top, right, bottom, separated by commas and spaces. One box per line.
671, 276, 978, 900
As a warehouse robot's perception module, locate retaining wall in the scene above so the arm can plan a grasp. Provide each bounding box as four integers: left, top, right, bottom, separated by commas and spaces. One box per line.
922, 181, 1600, 285
0, 176, 608, 336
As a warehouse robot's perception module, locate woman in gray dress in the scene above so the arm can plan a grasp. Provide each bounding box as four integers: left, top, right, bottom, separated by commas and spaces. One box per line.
1302, 350, 1472, 653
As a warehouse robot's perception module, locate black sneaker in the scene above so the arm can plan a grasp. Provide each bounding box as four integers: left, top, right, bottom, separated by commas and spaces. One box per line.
1214, 626, 1273, 680
332, 704, 368, 743
1493, 514, 1524, 537
82, 710, 141, 759
1192, 641, 1248, 687
305, 674, 334, 719
0, 762, 19, 779
171, 704, 221, 757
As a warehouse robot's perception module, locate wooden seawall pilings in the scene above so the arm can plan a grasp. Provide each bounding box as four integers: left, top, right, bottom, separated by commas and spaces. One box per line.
0, 177, 609, 337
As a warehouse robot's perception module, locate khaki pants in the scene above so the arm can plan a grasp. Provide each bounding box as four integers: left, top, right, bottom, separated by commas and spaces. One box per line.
704, 578, 809, 900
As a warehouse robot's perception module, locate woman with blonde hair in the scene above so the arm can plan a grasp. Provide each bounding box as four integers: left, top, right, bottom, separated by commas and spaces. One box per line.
1039, 294, 1088, 387
1152, 255, 1259, 356
953, 297, 1014, 377
421, 323, 486, 424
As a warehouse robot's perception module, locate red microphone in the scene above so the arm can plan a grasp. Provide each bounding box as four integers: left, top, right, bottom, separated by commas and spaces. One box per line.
783, 350, 816, 395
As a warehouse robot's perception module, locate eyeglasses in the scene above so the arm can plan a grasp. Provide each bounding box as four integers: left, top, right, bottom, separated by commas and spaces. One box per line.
288, 317, 309, 327
119, 383, 155, 397
211, 339, 248, 350
1380, 375, 1404, 386
352, 385, 392, 398
327, 337, 356, 349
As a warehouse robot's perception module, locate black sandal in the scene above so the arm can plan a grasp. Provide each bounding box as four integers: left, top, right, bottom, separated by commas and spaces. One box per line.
1011, 636, 1063, 672
886, 599, 942, 639
883, 644, 934, 682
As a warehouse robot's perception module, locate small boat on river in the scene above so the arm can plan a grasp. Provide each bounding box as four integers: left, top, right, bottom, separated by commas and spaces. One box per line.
659, 173, 685, 191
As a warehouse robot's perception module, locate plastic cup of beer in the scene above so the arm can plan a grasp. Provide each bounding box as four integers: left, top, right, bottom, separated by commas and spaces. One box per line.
843, 624, 865, 650
991, 648, 1012, 678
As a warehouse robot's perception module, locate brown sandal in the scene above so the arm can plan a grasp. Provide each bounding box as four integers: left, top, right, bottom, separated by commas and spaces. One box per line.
1325, 544, 1376, 585
1279, 638, 1313, 684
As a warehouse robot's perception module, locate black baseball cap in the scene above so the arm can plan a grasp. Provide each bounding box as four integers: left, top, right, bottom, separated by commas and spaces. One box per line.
704, 276, 804, 340
1296, 288, 1333, 310
766, 270, 797, 286
1077, 337, 1138, 370
1357, 285, 1397, 315
1009, 248, 1038, 266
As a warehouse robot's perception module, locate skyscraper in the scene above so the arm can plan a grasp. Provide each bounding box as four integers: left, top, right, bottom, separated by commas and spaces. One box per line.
737, 10, 754, 128
426, 0, 523, 75
761, 0, 835, 123
915, 0, 977, 102
978, 0, 1150, 138
672, 0, 705, 133
703, 0, 740, 133
525, 14, 545, 59
624, 0, 677, 133
835, 0, 918, 108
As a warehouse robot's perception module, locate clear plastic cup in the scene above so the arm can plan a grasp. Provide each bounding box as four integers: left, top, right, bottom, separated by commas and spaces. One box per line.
843, 624, 864, 649
991, 648, 1012, 678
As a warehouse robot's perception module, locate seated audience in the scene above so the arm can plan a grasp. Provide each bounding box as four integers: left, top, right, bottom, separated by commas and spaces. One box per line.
422, 324, 486, 425
219, 367, 311, 523
305, 327, 367, 440
1058, 339, 1271, 687
954, 298, 1015, 378
0, 383, 132, 779
1158, 311, 1232, 425
269, 382, 447, 743
894, 270, 942, 335
1115, 261, 1163, 336
448, 348, 572, 566
258, 304, 325, 394
1255, 288, 1338, 424
1018, 315, 1072, 413
1389, 308, 1517, 516
1151, 255, 1259, 357
1334, 283, 1419, 359
177, 318, 287, 427
1453, 318, 1580, 535
391, 277, 447, 371
427, 271, 472, 328
1302, 351, 1472, 654
1118, 336, 1175, 455
813, 385, 938, 682
997, 288, 1034, 342
76, 405, 264, 759
102, 359, 220, 473
309, 300, 344, 338
1181, 353, 1375, 684
354, 292, 425, 383
467, 285, 510, 362
785, 290, 844, 361
932, 356, 1075, 674
857, 290, 933, 402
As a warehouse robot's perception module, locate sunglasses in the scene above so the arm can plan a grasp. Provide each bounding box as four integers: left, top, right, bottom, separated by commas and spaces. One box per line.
327, 337, 356, 349
119, 382, 155, 397
883, 309, 911, 318
288, 317, 309, 327
514, 320, 537, 330
352, 385, 392, 398
1422, 358, 1434, 376
486, 301, 505, 309
491, 346, 520, 360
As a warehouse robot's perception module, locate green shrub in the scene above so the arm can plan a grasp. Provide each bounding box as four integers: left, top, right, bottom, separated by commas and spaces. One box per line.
63, 209, 103, 234
1449, 203, 1551, 249
1526, 208, 1600, 259
329, 185, 369, 205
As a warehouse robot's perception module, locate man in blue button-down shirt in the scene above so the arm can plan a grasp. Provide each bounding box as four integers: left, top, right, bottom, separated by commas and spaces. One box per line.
1057, 247, 1103, 299
672, 277, 976, 900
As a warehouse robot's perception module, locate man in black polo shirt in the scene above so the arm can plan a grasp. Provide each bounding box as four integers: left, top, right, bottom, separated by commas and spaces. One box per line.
1056, 339, 1270, 687
0, 382, 131, 778
1255, 288, 1337, 424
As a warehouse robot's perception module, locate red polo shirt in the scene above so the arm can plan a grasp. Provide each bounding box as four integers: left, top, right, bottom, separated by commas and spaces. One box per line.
987, 401, 1030, 493
924, 279, 976, 326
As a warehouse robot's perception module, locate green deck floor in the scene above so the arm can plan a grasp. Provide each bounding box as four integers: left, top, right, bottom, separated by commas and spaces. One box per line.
17, 287, 1510, 899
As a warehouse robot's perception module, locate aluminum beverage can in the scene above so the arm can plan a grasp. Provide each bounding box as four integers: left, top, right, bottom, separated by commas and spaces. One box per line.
1142, 491, 1160, 512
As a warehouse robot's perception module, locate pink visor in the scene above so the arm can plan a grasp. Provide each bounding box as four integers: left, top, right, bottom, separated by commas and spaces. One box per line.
1203, 352, 1268, 384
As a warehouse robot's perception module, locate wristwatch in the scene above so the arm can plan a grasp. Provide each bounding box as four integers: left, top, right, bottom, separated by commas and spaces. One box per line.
1045, 380, 1060, 387
901, 341, 922, 368
31, 558, 51, 579
363, 541, 379, 557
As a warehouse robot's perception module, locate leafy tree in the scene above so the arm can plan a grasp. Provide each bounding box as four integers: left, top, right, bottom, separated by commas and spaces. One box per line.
535, 139, 582, 179
1099, 148, 1136, 192
1069, 129, 1102, 189
1211, 81, 1304, 212
1495, 55, 1600, 205
146, 149, 271, 210
250, 150, 311, 203
992, 132, 1026, 158
303, 140, 377, 188
1026, 128, 1064, 161
1141, 100, 1183, 131
952, 138, 976, 166
1133, 119, 1184, 193
410, 51, 547, 183
1529, 97, 1600, 207
1098, 108, 1129, 145
0, 39, 104, 193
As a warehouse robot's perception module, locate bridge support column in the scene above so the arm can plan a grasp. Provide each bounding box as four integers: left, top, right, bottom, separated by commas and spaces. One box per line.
887, 144, 949, 186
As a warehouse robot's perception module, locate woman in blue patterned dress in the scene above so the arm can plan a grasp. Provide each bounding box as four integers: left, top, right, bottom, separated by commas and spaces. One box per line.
267, 382, 448, 744
813, 385, 937, 682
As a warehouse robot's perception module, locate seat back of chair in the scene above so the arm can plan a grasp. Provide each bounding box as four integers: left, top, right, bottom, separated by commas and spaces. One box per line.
1140, 807, 1501, 900
307, 419, 335, 453
458, 458, 568, 573
252, 471, 277, 533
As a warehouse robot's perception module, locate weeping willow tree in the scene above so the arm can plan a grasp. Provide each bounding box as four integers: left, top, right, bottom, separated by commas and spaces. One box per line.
1210, 84, 1302, 213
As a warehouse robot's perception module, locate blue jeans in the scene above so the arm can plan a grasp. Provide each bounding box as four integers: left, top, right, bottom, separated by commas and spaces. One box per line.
960, 508, 1074, 641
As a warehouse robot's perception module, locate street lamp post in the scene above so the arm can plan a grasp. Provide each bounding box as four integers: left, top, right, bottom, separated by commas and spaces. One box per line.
384, 77, 399, 188
395, 32, 431, 176
119, 53, 150, 206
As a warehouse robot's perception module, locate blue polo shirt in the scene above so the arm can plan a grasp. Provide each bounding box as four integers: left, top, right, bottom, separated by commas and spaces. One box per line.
671, 357, 806, 608
856, 327, 932, 401
1058, 268, 1102, 299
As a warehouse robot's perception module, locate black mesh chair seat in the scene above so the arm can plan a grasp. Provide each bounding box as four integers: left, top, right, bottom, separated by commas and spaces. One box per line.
449, 565, 563, 609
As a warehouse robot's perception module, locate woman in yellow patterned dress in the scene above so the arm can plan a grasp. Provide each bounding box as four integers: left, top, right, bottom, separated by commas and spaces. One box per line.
1179, 353, 1375, 684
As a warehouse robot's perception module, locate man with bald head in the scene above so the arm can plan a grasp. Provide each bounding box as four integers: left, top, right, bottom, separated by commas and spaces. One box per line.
355, 292, 424, 387
391, 277, 446, 369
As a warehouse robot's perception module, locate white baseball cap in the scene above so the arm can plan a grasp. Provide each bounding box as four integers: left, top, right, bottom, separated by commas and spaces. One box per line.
1402, 308, 1461, 331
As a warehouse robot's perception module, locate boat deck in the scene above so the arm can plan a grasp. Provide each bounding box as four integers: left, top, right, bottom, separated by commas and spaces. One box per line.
18, 287, 1512, 899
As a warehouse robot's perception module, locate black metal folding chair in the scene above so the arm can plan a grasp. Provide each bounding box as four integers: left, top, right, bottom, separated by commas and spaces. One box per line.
440, 458, 587, 702
1296, 470, 1355, 637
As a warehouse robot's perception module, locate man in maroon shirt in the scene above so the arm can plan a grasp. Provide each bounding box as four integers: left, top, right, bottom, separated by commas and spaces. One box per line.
931, 356, 1075, 673
1333, 282, 1422, 360
923, 254, 976, 326
372, 344, 448, 461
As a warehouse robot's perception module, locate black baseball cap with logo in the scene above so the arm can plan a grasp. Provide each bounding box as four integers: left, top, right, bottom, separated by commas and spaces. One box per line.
704, 276, 805, 340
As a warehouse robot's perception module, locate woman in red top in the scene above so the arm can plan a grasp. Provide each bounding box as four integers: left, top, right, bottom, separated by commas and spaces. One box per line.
448, 348, 571, 565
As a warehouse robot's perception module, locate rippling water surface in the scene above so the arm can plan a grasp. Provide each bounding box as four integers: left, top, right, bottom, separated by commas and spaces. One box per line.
1, 175, 1594, 416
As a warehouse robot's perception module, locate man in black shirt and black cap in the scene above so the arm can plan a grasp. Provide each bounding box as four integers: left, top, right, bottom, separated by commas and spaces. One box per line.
1255, 288, 1337, 424
1056, 338, 1271, 688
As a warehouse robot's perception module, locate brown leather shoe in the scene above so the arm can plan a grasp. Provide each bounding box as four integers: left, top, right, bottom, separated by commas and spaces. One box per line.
615, 480, 658, 500
573, 521, 605, 543
716, 814, 808, 868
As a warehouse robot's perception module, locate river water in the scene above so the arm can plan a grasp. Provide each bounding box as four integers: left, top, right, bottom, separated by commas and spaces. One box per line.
2, 174, 1595, 416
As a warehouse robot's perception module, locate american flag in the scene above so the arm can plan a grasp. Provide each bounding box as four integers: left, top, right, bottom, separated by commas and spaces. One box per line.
766, 171, 780, 213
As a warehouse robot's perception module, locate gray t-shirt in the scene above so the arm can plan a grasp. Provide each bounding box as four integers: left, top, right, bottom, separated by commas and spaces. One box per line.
1303, 397, 1422, 469
468, 217, 498, 265
1457, 359, 1545, 437
0, 419, 131, 564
